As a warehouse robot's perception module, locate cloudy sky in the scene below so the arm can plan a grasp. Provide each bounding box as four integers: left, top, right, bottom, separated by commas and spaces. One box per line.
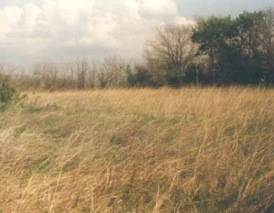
0, 0, 273, 67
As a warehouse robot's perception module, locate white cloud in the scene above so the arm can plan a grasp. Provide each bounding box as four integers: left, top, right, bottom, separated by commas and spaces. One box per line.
175, 16, 195, 25
0, 6, 23, 37
138, 0, 177, 21
0, 0, 192, 66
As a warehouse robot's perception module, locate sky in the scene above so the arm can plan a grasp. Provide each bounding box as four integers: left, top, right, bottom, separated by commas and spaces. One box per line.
0, 0, 273, 68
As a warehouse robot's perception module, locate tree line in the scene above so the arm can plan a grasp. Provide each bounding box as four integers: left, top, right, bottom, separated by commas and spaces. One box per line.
142, 8, 274, 87
1, 8, 274, 90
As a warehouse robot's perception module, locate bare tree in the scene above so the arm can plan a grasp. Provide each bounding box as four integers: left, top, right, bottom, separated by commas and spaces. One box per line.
86, 61, 97, 88
33, 62, 59, 90
101, 55, 127, 87
0, 63, 19, 85
144, 24, 196, 83
61, 61, 77, 89
76, 59, 88, 89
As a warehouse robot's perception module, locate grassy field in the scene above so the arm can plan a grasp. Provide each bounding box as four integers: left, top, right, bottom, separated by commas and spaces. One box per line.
0, 87, 273, 212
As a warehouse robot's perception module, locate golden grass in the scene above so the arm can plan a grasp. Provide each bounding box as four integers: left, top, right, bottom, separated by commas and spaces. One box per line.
0, 87, 273, 212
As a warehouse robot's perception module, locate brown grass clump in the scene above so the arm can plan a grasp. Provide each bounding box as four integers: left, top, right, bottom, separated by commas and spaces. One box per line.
0, 87, 273, 212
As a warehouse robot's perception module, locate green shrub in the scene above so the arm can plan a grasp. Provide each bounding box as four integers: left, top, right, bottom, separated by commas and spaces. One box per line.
165, 66, 183, 87
0, 83, 25, 111
126, 66, 159, 87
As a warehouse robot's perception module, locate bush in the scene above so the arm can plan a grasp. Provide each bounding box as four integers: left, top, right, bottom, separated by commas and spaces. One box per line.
126, 66, 159, 87
0, 83, 25, 111
165, 66, 184, 87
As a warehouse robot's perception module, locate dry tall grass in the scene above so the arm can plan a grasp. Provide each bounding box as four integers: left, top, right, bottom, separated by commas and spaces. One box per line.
0, 87, 273, 212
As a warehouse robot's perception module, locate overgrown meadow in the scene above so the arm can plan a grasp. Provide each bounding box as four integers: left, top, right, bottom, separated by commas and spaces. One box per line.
0, 87, 273, 212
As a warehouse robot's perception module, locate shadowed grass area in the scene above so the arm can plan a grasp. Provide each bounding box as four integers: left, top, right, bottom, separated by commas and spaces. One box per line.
0, 87, 273, 212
